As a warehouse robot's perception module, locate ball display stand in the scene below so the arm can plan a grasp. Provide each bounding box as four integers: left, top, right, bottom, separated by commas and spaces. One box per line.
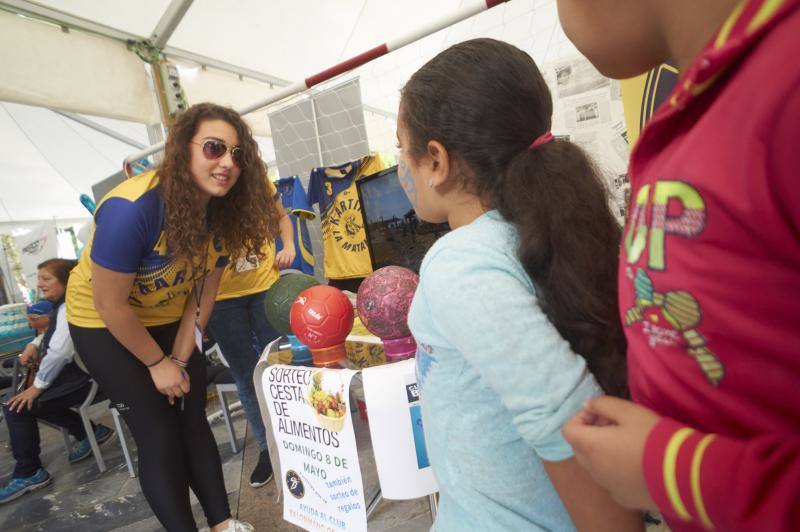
254, 336, 438, 530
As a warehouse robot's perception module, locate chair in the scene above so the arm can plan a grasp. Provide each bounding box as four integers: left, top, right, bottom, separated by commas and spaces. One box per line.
32, 379, 112, 474
111, 406, 136, 478
206, 361, 241, 454
67, 352, 133, 478
62, 352, 117, 473
65, 380, 109, 472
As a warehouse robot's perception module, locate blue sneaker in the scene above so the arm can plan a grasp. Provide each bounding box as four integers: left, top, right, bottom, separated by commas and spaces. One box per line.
0, 468, 52, 504
69, 425, 114, 463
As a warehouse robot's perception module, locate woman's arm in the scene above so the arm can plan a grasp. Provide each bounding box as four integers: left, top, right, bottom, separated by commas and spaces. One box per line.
171, 265, 224, 363
92, 261, 187, 402
92, 262, 164, 364
274, 198, 296, 270
544, 458, 643, 532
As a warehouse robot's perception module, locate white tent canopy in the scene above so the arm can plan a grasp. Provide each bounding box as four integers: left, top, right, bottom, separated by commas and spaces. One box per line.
0, 0, 579, 224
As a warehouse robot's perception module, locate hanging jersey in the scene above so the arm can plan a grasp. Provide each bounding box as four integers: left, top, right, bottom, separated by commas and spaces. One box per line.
66, 171, 228, 328
216, 180, 281, 300
307, 155, 390, 280
275, 176, 315, 275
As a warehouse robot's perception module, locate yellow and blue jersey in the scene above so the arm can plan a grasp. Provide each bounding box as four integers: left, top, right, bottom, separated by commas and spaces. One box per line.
275, 176, 315, 275
66, 171, 228, 328
215, 243, 280, 301
307, 155, 390, 280
216, 180, 281, 300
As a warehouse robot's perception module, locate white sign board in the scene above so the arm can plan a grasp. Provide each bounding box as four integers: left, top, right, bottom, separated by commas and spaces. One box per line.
13, 222, 58, 291
362, 359, 438, 499
263, 365, 367, 532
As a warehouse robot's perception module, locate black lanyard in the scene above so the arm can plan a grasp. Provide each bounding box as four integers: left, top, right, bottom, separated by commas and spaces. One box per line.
192, 245, 209, 328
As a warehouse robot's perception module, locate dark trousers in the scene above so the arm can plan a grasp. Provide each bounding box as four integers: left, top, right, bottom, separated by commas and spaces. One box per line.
3, 383, 93, 478
208, 289, 280, 451
69, 322, 230, 532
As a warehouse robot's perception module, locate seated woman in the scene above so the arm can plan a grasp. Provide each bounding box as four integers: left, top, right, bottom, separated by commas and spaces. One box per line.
0, 259, 113, 504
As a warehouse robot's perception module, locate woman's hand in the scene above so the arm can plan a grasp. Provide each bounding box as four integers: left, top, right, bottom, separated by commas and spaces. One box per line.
19, 344, 39, 367
6, 386, 44, 413
275, 244, 296, 270
148, 357, 190, 405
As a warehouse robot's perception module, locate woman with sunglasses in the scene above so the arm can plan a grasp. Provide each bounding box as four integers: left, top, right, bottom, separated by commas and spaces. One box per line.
67, 103, 282, 532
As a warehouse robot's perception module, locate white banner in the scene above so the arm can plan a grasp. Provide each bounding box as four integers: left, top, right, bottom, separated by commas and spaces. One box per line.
362, 359, 438, 499
13, 222, 58, 292
263, 365, 367, 532
0, 11, 158, 123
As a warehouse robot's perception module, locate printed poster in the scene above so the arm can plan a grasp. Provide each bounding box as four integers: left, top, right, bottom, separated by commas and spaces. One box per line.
263, 365, 367, 532
362, 359, 438, 499
13, 222, 58, 291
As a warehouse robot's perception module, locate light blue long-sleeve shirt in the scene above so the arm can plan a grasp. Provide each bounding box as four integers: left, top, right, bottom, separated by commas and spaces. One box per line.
408, 210, 601, 531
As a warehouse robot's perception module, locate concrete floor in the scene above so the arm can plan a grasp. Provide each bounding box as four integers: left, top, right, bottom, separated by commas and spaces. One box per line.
0, 395, 433, 531
0, 400, 245, 532
0, 396, 671, 532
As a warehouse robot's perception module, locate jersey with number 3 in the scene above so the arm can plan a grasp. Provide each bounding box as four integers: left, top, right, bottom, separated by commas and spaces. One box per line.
307, 155, 389, 279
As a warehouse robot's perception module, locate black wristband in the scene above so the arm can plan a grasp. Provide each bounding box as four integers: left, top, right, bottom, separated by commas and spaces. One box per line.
145, 354, 166, 368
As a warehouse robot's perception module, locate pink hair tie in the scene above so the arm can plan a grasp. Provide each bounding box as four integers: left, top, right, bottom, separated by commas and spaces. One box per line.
528, 131, 554, 151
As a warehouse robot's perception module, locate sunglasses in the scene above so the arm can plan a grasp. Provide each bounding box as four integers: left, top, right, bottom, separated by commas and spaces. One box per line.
191, 139, 246, 167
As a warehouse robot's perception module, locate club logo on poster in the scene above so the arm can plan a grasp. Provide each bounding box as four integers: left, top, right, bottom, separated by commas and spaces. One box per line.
263, 365, 367, 531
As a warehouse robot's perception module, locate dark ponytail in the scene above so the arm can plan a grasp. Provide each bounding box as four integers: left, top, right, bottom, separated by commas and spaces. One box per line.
500, 142, 627, 396
401, 38, 627, 396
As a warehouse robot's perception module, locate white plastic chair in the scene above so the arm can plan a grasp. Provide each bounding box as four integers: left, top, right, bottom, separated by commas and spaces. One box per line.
206, 341, 242, 454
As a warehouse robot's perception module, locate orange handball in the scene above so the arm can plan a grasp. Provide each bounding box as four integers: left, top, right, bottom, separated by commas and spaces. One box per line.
289, 285, 355, 367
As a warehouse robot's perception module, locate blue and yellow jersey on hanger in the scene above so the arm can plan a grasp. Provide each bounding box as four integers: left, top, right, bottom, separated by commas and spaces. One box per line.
307, 155, 390, 280
66, 171, 228, 328
275, 176, 315, 275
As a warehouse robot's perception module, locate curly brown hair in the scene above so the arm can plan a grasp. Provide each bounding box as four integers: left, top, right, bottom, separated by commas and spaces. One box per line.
157, 102, 280, 261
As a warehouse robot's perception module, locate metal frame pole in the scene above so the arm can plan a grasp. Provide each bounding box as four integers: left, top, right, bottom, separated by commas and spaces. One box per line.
149, 0, 194, 49
54, 111, 146, 149
124, 0, 511, 165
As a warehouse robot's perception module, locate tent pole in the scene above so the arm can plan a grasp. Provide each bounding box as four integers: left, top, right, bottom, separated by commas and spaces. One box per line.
124, 0, 511, 166
149, 0, 194, 49
54, 111, 146, 149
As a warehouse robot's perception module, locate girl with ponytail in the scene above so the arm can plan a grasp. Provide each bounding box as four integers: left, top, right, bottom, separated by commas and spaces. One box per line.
400, 38, 640, 531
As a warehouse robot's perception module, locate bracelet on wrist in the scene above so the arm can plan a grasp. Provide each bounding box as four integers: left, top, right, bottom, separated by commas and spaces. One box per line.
146, 354, 167, 368
170, 355, 188, 368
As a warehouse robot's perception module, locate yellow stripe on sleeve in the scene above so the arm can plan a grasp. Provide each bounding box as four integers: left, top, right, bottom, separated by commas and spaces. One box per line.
715, 0, 749, 47
747, 0, 786, 34
664, 428, 695, 521
691, 434, 717, 530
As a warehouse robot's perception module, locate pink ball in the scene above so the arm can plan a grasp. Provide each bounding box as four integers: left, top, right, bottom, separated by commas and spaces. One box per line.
356, 266, 419, 340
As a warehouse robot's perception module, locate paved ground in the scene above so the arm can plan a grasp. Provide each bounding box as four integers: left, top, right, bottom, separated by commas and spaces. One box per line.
0, 393, 433, 531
